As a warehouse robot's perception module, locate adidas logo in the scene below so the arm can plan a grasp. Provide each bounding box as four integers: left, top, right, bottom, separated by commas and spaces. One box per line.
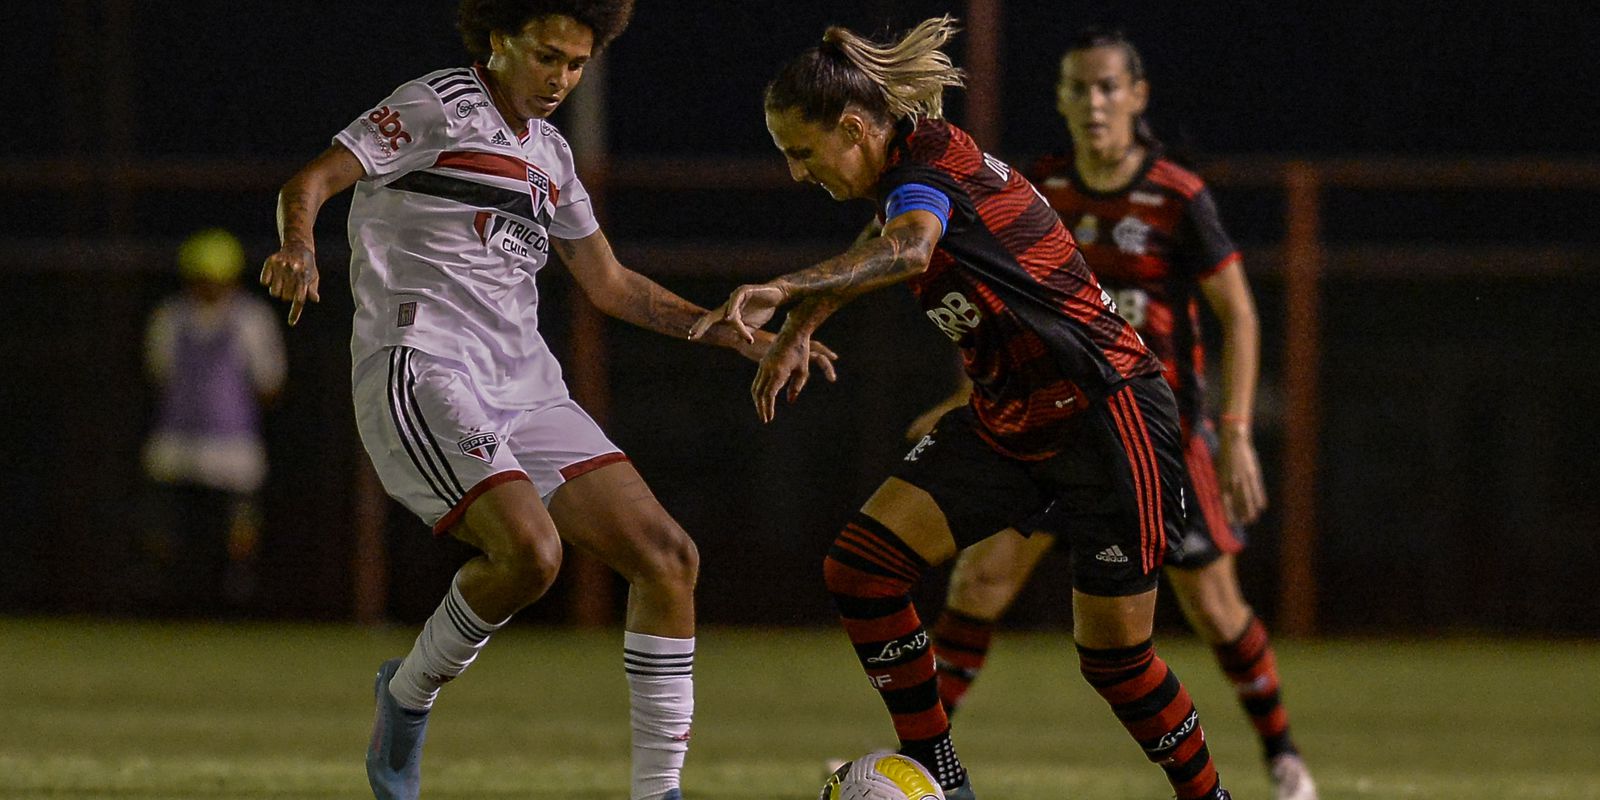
1095, 545, 1129, 564
490, 130, 512, 147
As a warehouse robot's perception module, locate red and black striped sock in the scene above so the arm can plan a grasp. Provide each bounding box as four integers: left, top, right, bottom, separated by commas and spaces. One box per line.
1079, 640, 1225, 800
931, 609, 995, 717
1213, 616, 1296, 759
823, 514, 966, 791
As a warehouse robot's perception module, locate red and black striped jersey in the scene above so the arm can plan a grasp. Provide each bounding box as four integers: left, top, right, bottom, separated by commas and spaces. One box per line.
1030, 153, 1240, 425
875, 118, 1161, 460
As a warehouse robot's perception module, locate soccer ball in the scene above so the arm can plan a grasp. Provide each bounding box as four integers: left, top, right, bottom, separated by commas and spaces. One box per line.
819, 752, 945, 800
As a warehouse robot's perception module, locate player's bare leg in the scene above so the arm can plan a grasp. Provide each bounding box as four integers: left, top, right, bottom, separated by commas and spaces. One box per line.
369, 478, 563, 800
823, 478, 976, 799
550, 461, 698, 800
1074, 588, 1230, 799
1168, 555, 1316, 800
932, 530, 1053, 713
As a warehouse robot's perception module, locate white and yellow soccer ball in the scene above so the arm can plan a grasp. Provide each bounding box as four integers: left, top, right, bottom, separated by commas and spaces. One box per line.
819, 752, 945, 800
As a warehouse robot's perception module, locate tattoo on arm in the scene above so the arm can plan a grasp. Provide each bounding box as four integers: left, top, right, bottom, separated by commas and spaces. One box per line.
614, 272, 709, 340
277, 147, 361, 248
559, 235, 736, 344
775, 224, 933, 300
781, 295, 845, 340
277, 184, 319, 248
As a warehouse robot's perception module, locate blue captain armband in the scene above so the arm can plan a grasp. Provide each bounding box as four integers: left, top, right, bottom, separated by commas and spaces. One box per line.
885, 183, 952, 238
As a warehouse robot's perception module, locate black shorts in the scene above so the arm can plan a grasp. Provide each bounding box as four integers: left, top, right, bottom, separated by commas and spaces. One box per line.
1162, 421, 1248, 569
892, 375, 1190, 596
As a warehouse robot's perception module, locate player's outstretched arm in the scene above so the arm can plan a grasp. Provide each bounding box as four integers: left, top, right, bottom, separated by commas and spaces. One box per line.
260, 144, 365, 325
552, 230, 838, 376
688, 209, 941, 344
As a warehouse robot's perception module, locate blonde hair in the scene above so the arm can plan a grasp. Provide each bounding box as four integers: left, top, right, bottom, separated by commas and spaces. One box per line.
766, 16, 966, 124
822, 16, 965, 120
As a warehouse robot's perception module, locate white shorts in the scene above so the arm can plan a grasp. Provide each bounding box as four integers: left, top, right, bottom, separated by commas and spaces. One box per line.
353, 346, 626, 534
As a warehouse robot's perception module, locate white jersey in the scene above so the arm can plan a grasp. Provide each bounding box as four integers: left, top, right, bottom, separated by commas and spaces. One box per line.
335, 66, 600, 409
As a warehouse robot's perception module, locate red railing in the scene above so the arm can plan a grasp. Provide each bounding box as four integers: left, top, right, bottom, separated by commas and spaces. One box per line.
6, 152, 1599, 633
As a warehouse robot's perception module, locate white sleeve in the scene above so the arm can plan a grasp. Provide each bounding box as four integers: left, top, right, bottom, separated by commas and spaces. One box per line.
333, 80, 447, 181
550, 170, 600, 239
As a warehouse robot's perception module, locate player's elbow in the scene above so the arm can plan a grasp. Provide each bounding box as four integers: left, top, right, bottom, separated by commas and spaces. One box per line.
901, 239, 937, 278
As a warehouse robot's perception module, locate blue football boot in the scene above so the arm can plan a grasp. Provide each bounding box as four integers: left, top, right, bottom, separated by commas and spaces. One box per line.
366, 658, 430, 800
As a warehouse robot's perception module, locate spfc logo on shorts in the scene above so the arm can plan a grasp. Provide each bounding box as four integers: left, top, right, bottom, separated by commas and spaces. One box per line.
458, 432, 500, 463
397, 302, 417, 327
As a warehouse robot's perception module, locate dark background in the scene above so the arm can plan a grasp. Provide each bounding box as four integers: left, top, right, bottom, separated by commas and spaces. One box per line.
2, 2, 1597, 634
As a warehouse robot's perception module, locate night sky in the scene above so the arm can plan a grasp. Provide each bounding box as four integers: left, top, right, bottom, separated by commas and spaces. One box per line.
11, 1, 1597, 163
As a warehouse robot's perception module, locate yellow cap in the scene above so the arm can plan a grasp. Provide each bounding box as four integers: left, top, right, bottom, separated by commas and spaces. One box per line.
178, 228, 245, 283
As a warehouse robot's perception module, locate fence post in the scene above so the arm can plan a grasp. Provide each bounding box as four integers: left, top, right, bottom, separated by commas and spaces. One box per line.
1279, 163, 1323, 636
964, 0, 1003, 151
563, 56, 617, 629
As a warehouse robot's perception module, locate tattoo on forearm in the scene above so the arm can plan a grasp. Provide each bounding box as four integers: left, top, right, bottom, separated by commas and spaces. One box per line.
776, 226, 930, 299
783, 295, 844, 338
278, 186, 318, 246
617, 271, 720, 342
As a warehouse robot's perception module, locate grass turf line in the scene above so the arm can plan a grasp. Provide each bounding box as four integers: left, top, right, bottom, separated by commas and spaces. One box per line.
2, 619, 1598, 799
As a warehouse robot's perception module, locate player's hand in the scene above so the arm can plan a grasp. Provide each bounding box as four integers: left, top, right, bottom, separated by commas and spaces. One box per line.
737, 330, 839, 380
1216, 425, 1268, 525
750, 330, 825, 423
689, 283, 788, 343
260, 242, 321, 326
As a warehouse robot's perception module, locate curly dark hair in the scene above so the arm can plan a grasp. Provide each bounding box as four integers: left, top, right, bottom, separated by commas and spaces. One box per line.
458, 0, 635, 60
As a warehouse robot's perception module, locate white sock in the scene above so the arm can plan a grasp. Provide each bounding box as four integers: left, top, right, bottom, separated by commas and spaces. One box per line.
624, 631, 695, 800
388, 573, 505, 711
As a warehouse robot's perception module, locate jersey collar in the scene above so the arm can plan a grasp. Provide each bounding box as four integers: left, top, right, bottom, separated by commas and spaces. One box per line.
472, 63, 534, 144
1064, 146, 1159, 199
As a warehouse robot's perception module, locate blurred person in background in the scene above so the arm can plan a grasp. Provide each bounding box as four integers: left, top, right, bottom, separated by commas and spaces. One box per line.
257, 2, 833, 799
695, 17, 1232, 800
915, 27, 1317, 800
139, 227, 286, 615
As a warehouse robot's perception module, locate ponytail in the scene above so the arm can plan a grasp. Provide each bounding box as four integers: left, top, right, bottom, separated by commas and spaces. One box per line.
767, 16, 966, 125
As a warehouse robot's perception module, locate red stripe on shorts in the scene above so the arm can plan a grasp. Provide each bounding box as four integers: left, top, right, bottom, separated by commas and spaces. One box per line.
559, 452, 630, 480
1185, 428, 1244, 554
432, 470, 531, 535
1107, 388, 1162, 573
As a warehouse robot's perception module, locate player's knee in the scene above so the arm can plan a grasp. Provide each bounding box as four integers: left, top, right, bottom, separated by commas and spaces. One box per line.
498, 525, 563, 598
947, 557, 1021, 614
1177, 587, 1249, 644
1193, 600, 1252, 644
822, 518, 920, 599
821, 549, 857, 595
1076, 638, 1155, 685
630, 519, 699, 590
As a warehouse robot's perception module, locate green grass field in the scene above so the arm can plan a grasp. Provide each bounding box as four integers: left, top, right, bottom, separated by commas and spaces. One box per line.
3, 618, 1598, 799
